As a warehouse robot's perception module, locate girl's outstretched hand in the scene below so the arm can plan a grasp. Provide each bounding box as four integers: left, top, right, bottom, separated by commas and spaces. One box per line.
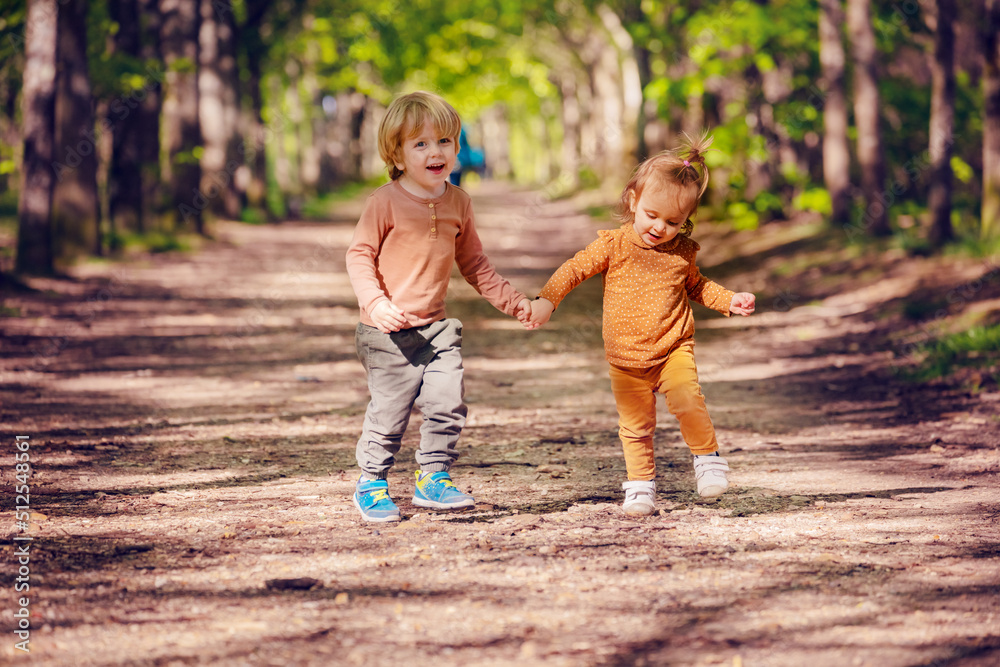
730, 292, 756, 316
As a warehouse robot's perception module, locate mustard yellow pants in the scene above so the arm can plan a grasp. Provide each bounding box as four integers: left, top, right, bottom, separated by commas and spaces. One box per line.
608, 341, 719, 481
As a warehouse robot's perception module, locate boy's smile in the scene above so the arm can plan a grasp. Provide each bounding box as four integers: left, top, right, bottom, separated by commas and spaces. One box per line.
630, 184, 698, 247
395, 120, 458, 198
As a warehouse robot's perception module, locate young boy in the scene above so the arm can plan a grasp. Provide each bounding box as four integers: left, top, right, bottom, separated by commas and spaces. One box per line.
345, 91, 532, 523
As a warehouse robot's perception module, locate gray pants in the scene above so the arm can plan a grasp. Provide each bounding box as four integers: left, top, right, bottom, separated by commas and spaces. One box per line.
355, 318, 467, 479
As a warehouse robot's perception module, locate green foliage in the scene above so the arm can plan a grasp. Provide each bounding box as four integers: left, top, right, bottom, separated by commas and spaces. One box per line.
300, 178, 386, 220
239, 207, 269, 225
727, 202, 759, 231
905, 324, 1000, 384
0, 185, 17, 216
0, 0, 991, 249
951, 156, 974, 185
753, 191, 785, 217
578, 167, 600, 191
105, 231, 191, 254
793, 188, 832, 216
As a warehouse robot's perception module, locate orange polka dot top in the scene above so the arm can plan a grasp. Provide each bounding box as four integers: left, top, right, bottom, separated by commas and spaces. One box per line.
537, 224, 735, 368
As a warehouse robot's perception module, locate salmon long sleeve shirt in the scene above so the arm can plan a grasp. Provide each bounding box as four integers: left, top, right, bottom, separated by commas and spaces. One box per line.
537, 224, 735, 368
346, 181, 527, 328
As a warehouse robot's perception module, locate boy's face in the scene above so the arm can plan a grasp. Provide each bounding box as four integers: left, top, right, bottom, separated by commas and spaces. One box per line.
394, 120, 458, 198
630, 183, 697, 247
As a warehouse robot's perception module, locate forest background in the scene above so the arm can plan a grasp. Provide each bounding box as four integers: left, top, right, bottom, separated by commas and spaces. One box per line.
0, 0, 999, 379
1, 0, 999, 268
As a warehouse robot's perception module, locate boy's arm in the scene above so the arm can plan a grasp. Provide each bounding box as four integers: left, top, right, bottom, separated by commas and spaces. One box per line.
453, 204, 528, 317
345, 196, 394, 319
536, 233, 612, 310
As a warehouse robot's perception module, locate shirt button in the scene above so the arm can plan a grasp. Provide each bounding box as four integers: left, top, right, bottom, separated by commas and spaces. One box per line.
431, 228, 437, 233
429, 203, 435, 208
432, 215, 437, 220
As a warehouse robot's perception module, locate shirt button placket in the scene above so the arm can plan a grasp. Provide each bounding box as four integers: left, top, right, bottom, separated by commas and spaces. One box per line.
429, 202, 437, 236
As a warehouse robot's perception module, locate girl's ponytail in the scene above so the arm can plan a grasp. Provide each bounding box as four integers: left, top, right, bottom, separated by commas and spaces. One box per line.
678, 131, 713, 199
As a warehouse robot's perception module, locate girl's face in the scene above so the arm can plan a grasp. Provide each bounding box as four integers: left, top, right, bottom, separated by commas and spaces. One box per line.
630, 182, 698, 247
394, 120, 458, 198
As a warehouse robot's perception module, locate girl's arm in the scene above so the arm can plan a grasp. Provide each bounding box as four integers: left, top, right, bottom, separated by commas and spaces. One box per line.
536, 232, 613, 311
685, 263, 736, 316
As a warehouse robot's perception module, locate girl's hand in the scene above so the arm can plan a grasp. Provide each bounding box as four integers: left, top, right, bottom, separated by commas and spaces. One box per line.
515, 298, 539, 329
370, 299, 407, 333
730, 292, 756, 316
528, 298, 554, 327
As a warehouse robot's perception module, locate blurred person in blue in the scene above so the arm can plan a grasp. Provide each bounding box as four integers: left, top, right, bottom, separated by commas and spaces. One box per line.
449, 128, 486, 187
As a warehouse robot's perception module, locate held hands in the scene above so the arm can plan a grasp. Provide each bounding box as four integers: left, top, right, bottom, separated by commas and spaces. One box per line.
369, 299, 407, 333
515, 298, 554, 330
515, 298, 534, 329
526, 298, 554, 328
729, 292, 756, 317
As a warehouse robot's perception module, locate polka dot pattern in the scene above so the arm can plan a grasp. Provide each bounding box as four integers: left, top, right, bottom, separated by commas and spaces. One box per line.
538, 224, 735, 368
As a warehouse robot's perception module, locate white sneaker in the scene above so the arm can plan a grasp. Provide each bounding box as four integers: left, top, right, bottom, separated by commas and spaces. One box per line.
693, 454, 730, 498
622, 480, 656, 515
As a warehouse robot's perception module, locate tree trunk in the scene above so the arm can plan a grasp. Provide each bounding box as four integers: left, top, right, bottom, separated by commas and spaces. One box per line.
243, 45, 268, 213
927, 0, 956, 245
138, 0, 164, 231
847, 0, 891, 237
819, 0, 852, 225
482, 104, 510, 180
239, 0, 271, 216
359, 97, 383, 181
160, 0, 202, 233
108, 0, 144, 236
598, 4, 641, 170
983, 0, 1000, 238
198, 0, 242, 220
558, 73, 581, 190
274, 74, 297, 213
52, 0, 101, 265
618, 0, 652, 161
16, 0, 59, 276
322, 91, 356, 183
300, 68, 321, 194
744, 64, 780, 210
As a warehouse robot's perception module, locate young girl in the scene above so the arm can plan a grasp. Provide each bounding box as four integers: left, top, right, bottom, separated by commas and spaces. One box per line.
528, 134, 755, 514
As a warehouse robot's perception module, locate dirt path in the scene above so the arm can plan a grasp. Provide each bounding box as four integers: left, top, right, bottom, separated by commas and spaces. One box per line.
2, 182, 999, 667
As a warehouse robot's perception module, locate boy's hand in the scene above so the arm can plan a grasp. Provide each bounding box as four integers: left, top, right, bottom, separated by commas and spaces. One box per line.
515, 298, 539, 330
370, 299, 407, 333
729, 292, 756, 316
528, 298, 554, 327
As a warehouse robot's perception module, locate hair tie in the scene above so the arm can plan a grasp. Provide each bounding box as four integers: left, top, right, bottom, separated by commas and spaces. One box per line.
683, 160, 690, 166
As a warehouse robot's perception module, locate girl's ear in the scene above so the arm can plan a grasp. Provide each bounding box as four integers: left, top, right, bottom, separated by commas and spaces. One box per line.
627, 190, 637, 213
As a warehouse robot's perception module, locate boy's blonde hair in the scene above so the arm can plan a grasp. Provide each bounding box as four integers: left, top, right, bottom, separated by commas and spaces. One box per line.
617, 132, 714, 237
377, 91, 462, 181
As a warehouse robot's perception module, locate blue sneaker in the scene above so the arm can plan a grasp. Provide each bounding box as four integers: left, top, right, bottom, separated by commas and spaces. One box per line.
412, 470, 475, 510
353, 477, 401, 523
